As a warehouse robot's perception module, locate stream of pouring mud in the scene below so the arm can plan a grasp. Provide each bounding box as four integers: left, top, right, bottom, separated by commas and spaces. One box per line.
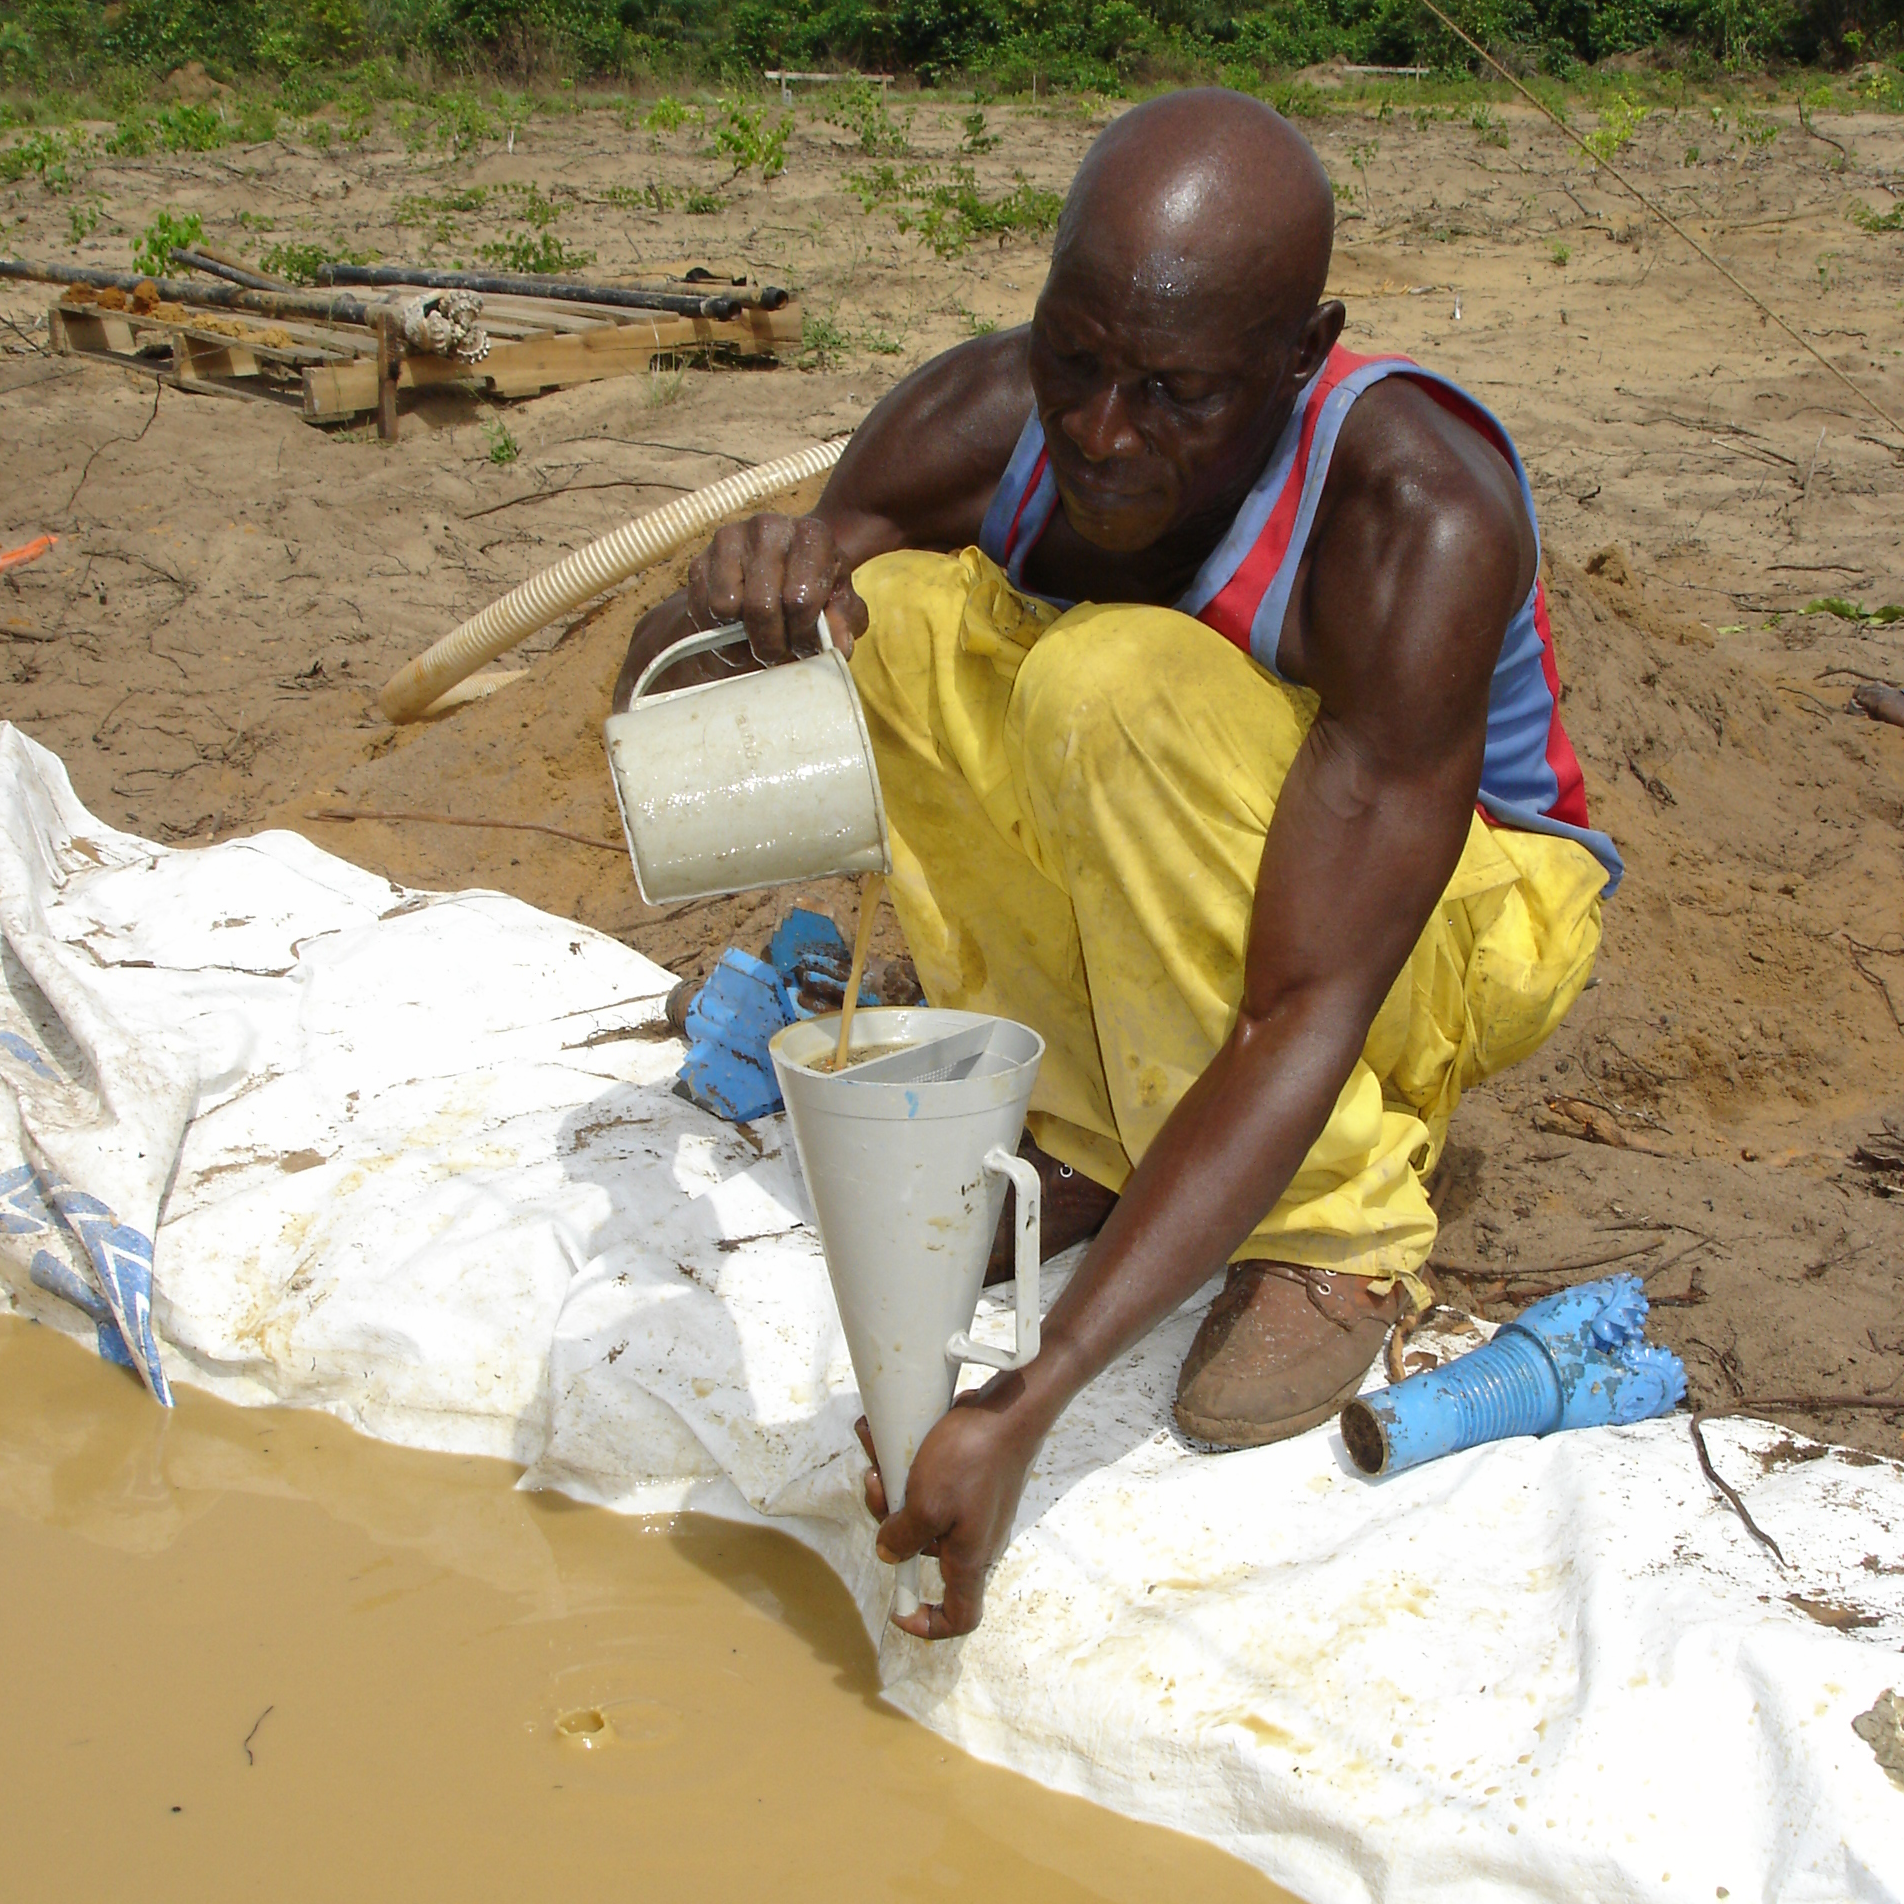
0, 1315, 1292, 1904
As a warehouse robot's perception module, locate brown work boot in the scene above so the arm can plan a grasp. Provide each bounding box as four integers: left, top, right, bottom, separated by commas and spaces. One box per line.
984, 1133, 1118, 1285
1173, 1261, 1406, 1449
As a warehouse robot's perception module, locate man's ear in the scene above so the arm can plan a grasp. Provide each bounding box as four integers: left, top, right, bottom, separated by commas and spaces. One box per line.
1292, 300, 1347, 384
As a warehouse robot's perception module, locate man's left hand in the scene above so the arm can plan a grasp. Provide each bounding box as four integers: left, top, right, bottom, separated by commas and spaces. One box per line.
856, 1382, 1042, 1640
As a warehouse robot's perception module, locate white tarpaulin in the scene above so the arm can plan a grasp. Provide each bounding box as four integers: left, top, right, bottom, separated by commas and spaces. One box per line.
2, 721, 1900, 1903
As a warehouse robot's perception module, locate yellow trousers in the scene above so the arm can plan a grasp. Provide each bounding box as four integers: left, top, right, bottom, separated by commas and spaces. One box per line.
848, 548, 1606, 1296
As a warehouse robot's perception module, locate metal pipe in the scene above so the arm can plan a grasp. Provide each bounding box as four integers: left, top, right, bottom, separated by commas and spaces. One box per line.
169, 247, 285, 291
314, 263, 741, 320
0, 257, 383, 327
677, 272, 790, 311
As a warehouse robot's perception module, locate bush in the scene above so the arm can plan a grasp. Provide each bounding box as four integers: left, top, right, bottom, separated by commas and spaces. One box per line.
132, 207, 204, 276
0, 0, 1897, 97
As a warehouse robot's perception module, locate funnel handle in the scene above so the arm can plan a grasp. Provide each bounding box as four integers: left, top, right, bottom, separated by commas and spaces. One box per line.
946, 1146, 1041, 1372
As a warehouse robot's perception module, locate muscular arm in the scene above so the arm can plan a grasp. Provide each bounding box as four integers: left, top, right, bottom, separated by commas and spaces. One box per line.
610, 328, 1032, 708
874, 386, 1537, 1636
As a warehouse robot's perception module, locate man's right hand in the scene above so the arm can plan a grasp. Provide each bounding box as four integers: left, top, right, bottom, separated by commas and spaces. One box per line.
687, 511, 869, 666
611, 328, 1034, 710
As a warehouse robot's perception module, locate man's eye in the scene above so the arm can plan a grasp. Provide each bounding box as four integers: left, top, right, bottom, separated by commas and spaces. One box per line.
1149, 377, 1221, 407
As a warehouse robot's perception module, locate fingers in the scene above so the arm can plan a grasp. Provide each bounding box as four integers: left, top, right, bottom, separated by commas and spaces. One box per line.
684, 514, 848, 667
890, 1588, 984, 1642
934, 1551, 989, 1636
823, 574, 869, 657
780, 516, 840, 657
854, 1415, 888, 1520
888, 1551, 987, 1641
873, 1494, 933, 1568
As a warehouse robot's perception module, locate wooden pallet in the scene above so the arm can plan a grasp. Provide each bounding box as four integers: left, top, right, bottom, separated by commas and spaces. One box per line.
48, 290, 802, 423
303, 299, 799, 420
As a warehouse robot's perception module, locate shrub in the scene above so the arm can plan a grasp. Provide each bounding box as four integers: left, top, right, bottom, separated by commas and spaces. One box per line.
0, 0, 1893, 100
711, 98, 791, 179
132, 207, 204, 277
478, 230, 595, 271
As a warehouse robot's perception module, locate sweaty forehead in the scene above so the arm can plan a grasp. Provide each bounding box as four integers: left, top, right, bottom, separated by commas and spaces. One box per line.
1050, 90, 1334, 331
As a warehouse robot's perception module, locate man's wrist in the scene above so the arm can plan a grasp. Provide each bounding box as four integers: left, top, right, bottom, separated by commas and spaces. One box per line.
1012, 1335, 1092, 1441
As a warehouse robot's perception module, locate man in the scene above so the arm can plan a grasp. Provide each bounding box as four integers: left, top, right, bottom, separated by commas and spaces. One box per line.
614, 90, 1619, 1639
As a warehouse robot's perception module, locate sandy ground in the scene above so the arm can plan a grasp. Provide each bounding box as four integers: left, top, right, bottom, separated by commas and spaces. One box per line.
3, 91, 1902, 1467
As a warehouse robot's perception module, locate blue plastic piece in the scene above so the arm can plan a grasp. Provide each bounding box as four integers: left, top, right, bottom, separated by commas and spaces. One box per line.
766, 906, 879, 1020
677, 949, 795, 1122
766, 908, 847, 978
1341, 1273, 1687, 1477
674, 912, 879, 1120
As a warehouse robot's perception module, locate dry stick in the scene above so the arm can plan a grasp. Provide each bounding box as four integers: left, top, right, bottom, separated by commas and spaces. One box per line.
1385, 1272, 1442, 1382
1741, 1393, 1904, 1412
1845, 944, 1904, 1033
306, 806, 625, 852
1412, 0, 1904, 437
1428, 1238, 1662, 1280
1689, 1411, 1788, 1567
462, 476, 695, 521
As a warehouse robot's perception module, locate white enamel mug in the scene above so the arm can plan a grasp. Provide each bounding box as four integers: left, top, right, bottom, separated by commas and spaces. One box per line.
603, 615, 892, 904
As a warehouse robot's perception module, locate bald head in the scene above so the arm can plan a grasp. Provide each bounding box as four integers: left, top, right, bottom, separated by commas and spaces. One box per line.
1027, 91, 1345, 554
1053, 90, 1335, 341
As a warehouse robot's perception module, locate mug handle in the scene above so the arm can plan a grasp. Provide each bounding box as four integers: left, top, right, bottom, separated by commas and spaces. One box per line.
629, 609, 837, 704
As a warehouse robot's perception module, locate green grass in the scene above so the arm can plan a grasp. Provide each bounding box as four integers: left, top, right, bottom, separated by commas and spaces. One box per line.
1806, 597, 1904, 624
850, 162, 1061, 258
478, 231, 595, 275
799, 309, 848, 370
1849, 198, 1904, 232
601, 180, 676, 212
258, 239, 374, 283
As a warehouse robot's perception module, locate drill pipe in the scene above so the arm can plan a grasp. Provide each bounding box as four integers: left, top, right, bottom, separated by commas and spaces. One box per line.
169, 247, 289, 292
0, 257, 383, 326
315, 262, 742, 320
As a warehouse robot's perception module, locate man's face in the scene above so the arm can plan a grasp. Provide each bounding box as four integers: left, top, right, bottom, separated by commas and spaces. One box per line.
1027, 250, 1317, 554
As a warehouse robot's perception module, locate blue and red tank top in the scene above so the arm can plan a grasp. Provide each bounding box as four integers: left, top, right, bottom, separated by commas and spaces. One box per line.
977, 345, 1622, 892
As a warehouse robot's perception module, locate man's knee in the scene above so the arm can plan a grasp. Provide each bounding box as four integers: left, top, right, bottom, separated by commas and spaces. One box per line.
1012, 605, 1240, 791
852, 549, 973, 668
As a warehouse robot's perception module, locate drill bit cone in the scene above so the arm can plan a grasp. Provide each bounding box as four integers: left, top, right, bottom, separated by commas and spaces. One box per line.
1341, 1274, 1687, 1478
769, 1008, 1044, 1619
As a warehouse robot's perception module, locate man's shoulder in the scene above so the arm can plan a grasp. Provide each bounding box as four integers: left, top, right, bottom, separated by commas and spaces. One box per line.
829, 328, 1034, 549
1324, 370, 1529, 554
899, 325, 1033, 421
1295, 366, 1537, 727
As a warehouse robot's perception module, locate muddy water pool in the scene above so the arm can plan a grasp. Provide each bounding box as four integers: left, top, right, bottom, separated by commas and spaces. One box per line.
0, 1316, 1294, 1903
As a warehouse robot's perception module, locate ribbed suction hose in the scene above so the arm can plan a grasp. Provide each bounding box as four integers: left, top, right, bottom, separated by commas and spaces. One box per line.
379, 436, 849, 723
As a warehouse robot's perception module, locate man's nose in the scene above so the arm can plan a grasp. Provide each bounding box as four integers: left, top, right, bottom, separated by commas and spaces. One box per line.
1060, 383, 1143, 461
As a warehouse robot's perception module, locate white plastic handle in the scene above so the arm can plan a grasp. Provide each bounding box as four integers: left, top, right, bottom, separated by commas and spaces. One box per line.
896, 1145, 1041, 1624
629, 608, 836, 703
946, 1146, 1041, 1372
